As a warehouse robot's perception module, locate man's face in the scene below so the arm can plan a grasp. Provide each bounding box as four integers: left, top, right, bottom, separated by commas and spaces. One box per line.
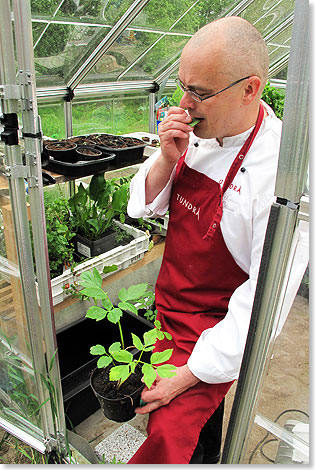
178, 50, 245, 141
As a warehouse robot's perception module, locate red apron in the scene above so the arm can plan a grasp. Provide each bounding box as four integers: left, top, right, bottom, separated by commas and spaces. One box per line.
128, 104, 264, 464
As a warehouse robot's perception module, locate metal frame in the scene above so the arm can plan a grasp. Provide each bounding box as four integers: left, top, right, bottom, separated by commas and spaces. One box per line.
0, 0, 67, 454
221, 0, 309, 463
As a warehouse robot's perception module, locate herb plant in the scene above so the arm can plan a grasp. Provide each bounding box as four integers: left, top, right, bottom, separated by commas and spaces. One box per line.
43, 194, 75, 279
78, 268, 176, 389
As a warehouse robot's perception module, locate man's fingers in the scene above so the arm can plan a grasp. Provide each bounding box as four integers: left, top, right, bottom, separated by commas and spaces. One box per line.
134, 400, 162, 414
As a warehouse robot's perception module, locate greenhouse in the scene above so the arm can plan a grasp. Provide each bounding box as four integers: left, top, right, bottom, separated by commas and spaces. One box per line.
0, 0, 309, 464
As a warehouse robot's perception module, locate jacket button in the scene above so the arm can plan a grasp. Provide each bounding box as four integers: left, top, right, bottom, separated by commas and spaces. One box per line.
194, 142, 199, 147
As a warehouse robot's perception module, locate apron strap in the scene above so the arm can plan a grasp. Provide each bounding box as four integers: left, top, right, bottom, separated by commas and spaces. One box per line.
204, 103, 265, 240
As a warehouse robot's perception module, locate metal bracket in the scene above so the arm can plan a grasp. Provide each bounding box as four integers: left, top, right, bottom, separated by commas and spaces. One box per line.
19, 70, 34, 112
276, 197, 300, 211
5, 159, 39, 188
0, 84, 21, 100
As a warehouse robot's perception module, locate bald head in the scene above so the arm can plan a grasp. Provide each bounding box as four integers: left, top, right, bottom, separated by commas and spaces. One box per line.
183, 17, 269, 96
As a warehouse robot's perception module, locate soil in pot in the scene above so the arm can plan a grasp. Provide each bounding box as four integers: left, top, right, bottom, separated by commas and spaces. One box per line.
76, 146, 103, 161
91, 365, 144, 422
45, 141, 78, 163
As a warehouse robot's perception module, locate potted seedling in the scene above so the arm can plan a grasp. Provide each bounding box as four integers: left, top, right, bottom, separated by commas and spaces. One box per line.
69, 173, 133, 258
78, 268, 176, 422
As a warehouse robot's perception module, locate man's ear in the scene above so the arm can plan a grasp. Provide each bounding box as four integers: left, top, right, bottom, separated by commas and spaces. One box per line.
242, 76, 261, 104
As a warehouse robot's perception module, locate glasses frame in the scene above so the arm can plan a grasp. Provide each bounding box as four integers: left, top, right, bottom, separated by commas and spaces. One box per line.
175, 76, 251, 102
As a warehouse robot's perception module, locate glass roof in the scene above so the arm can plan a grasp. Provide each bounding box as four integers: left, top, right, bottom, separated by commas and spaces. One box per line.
29, 0, 295, 89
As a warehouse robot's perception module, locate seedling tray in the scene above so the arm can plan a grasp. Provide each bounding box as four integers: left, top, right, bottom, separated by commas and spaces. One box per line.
44, 152, 115, 177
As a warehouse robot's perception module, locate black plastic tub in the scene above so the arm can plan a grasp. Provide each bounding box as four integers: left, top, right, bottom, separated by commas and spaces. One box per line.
45, 142, 78, 163
89, 134, 146, 166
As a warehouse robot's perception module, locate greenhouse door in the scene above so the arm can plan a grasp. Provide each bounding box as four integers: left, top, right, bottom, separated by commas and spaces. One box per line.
0, 0, 66, 455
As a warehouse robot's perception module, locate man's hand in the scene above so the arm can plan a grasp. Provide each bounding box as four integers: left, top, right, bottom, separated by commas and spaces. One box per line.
145, 107, 194, 204
135, 364, 200, 414
158, 107, 194, 164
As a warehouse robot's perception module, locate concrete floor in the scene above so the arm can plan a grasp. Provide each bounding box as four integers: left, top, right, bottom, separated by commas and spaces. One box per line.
75, 294, 309, 464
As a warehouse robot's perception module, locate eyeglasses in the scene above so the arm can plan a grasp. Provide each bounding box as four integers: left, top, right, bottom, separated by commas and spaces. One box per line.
175, 76, 250, 103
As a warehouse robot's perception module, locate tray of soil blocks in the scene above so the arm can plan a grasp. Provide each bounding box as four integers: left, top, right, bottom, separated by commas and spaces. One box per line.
43, 140, 115, 177
86, 133, 146, 166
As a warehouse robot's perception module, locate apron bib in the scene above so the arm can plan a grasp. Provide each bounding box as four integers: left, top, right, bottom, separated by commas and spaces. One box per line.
128, 104, 264, 464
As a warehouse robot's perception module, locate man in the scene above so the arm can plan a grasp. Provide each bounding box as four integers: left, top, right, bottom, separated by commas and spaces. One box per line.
127, 16, 282, 464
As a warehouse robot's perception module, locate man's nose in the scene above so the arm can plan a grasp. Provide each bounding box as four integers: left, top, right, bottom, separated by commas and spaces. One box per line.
180, 91, 197, 109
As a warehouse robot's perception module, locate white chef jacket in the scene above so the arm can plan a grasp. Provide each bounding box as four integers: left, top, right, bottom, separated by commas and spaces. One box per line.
127, 101, 283, 383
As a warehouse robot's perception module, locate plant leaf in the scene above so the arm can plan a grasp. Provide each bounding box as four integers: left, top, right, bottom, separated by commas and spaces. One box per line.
131, 333, 143, 351
111, 350, 133, 363
142, 363, 156, 389
97, 356, 112, 368
164, 332, 172, 341
118, 301, 138, 314
86, 306, 107, 321
80, 287, 107, 299
102, 296, 113, 311
110, 364, 130, 382
108, 342, 121, 354
107, 307, 123, 324
118, 287, 128, 302
125, 283, 148, 300
103, 264, 118, 274
156, 364, 177, 378
150, 349, 173, 365
90, 344, 106, 355
143, 329, 158, 347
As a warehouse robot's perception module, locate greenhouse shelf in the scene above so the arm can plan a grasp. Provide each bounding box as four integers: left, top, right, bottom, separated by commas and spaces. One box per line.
37, 221, 150, 307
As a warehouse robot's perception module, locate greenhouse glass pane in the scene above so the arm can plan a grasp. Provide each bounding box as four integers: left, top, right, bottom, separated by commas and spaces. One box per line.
121, 34, 189, 80
239, 292, 309, 464
170, 0, 235, 35
34, 23, 111, 87
39, 102, 66, 139
267, 25, 292, 67
82, 31, 160, 83
30, 0, 134, 24
0, 189, 44, 441
72, 94, 149, 136
240, 0, 295, 36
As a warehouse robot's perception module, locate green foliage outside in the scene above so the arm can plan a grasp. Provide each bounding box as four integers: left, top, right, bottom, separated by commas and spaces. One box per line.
261, 81, 285, 119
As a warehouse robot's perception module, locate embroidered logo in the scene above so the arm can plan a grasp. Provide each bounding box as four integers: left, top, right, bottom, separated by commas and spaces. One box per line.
176, 193, 200, 220
219, 179, 241, 194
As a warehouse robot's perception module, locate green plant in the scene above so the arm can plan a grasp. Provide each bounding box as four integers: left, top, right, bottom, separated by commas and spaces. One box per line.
261, 81, 285, 119
44, 193, 75, 279
69, 173, 129, 241
78, 268, 176, 389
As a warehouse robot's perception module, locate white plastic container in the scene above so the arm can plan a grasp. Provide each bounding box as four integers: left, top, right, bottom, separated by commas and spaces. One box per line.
39, 221, 150, 306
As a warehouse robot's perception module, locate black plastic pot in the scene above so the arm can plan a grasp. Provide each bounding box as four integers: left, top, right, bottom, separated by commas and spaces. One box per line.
45, 141, 78, 163
73, 229, 118, 258
56, 310, 152, 426
75, 146, 103, 161
90, 367, 144, 422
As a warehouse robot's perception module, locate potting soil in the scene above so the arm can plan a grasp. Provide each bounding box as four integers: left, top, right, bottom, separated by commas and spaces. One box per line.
92, 364, 143, 399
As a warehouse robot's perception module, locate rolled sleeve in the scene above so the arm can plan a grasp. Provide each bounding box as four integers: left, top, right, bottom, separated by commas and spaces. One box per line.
127, 150, 176, 218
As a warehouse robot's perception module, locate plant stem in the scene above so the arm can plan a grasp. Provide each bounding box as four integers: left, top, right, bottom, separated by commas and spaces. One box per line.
117, 321, 124, 349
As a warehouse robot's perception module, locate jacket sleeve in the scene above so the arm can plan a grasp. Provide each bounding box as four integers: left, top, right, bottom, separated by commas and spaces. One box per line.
187, 195, 274, 383
127, 150, 176, 219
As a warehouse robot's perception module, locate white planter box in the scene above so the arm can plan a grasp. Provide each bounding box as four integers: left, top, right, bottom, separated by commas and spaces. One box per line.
148, 213, 169, 236
39, 222, 150, 306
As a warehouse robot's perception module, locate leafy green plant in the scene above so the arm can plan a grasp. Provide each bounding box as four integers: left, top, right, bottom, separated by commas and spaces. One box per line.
78, 268, 176, 389
44, 194, 75, 278
69, 173, 131, 241
261, 81, 285, 119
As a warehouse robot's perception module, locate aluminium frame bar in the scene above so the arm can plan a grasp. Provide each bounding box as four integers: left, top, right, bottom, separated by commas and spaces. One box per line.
221, 0, 309, 463
0, 0, 53, 445
12, 0, 67, 452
